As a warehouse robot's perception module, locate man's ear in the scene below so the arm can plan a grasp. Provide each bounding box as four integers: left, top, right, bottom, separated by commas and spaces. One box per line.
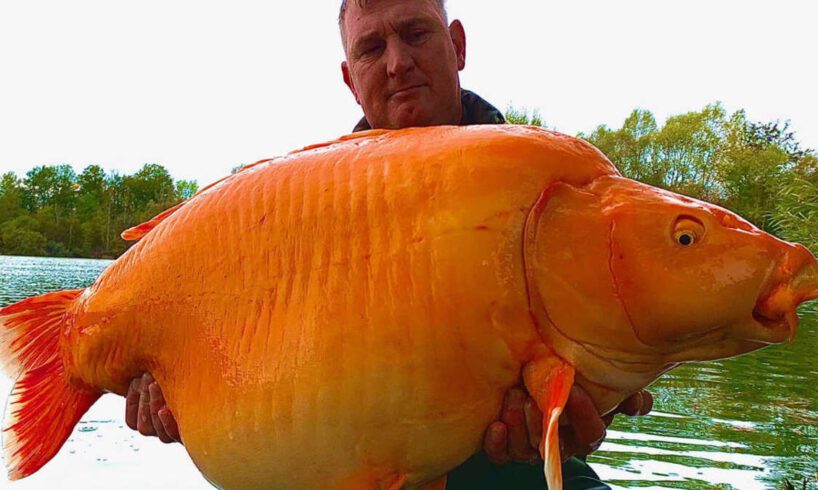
341, 61, 361, 105
449, 19, 466, 71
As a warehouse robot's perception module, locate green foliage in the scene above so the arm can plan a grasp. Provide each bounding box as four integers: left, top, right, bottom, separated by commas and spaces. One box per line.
505, 106, 545, 127
1, 216, 47, 256
770, 176, 818, 252
0, 172, 24, 224
0, 163, 195, 258
176, 180, 199, 200
579, 103, 818, 252
578, 109, 658, 184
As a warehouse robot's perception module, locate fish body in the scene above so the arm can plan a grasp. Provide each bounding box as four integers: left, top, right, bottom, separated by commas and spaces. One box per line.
2, 125, 817, 489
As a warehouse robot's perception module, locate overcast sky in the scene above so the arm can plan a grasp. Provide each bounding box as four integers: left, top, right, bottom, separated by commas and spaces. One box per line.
1, 0, 816, 187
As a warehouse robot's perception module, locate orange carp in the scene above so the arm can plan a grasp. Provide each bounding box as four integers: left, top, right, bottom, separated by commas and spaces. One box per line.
2, 125, 817, 489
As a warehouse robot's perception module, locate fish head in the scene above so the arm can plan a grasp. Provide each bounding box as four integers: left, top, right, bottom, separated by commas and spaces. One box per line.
525, 175, 818, 374
601, 176, 817, 359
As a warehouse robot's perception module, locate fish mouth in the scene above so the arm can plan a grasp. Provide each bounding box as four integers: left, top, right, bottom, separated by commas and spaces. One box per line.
751, 260, 818, 343
751, 304, 798, 343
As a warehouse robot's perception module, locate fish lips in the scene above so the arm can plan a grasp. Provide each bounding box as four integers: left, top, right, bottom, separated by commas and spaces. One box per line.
750, 264, 818, 343
750, 304, 799, 343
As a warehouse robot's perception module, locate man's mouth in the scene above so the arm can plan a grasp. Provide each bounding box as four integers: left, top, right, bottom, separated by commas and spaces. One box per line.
389, 84, 426, 99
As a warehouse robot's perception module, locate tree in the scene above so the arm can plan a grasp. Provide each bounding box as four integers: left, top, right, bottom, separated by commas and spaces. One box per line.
0, 172, 24, 224
652, 104, 726, 200
0, 216, 47, 256
505, 106, 545, 127
718, 110, 790, 228
580, 109, 658, 184
2, 163, 197, 258
176, 180, 199, 200
769, 172, 818, 252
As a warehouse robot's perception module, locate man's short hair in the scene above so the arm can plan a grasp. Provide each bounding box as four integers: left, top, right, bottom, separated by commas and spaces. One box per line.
338, 0, 448, 50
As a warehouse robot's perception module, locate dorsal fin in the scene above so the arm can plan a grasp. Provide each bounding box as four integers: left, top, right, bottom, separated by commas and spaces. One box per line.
121, 202, 185, 241
120, 158, 276, 242
290, 129, 391, 155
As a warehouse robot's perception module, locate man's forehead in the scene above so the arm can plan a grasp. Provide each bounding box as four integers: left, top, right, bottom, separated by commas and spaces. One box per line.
342, 0, 440, 12
343, 0, 445, 28
340, 0, 448, 53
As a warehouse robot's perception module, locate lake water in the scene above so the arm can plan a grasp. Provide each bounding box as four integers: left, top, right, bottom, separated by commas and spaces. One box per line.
0, 255, 816, 489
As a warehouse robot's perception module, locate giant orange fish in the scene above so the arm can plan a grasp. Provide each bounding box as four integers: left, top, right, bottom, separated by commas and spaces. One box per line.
2, 126, 817, 489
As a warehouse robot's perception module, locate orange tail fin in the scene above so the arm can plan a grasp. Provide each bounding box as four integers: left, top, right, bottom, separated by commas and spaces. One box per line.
0, 290, 101, 480
523, 355, 575, 490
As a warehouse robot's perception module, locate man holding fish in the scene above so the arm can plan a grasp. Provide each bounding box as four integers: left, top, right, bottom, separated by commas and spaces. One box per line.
125, 0, 653, 487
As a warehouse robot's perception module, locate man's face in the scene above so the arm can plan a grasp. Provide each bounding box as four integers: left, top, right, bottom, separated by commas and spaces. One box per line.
341, 0, 466, 130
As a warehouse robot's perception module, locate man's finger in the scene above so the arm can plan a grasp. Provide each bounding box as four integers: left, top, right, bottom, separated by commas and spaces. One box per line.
559, 425, 582, 462
640, 390, 654, 415
617, 391, 644, 416
149, 382, 173, 443
158, 408, 181, 442
483, 422, 510, 465
564, 385, 606, 454
502, 388, 538, 461
136, 373, 157, 437
618, 390, 654, 417
523, 399, 543, 454
125, 377, 141, 431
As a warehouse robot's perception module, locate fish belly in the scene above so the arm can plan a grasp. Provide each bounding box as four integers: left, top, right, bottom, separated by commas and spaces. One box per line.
165, 196, 530, 488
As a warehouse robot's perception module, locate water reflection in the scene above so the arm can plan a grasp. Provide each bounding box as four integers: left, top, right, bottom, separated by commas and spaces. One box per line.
1, 255, 816, 489
591, 309, 818, 489
0, 256, 212, 489
0, 255, 112, 304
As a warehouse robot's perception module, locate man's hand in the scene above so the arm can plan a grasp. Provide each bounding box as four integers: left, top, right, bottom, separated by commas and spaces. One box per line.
483, 386, 653, 465
125, 373, 180, 444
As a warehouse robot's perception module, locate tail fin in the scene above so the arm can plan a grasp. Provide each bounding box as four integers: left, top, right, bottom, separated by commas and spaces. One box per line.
0, 290, 101, 480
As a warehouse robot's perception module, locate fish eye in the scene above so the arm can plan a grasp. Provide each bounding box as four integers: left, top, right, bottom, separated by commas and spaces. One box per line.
675, 231, 695, 246
672, 216, 705, 247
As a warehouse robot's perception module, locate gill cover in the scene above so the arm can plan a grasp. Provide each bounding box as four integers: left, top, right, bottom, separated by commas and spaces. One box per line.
523, 179, 643, 353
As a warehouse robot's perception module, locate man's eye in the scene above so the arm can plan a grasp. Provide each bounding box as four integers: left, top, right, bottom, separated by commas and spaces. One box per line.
359, 43, 383, 57
407, 29, 429, 43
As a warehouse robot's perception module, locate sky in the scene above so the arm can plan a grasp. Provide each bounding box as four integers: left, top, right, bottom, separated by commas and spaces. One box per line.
1, 0, 816, 187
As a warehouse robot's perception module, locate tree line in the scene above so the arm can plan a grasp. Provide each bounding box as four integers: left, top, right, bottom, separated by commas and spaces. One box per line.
1, 103, 816, 258
0, 164, 197, 258
511, 103, 818, 252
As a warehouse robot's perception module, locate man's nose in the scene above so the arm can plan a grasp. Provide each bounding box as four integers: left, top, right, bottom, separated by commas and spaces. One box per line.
385, 41, 415, 78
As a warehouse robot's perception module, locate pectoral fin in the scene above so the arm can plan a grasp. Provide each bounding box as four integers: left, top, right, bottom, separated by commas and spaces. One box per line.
523, 355, 575, 490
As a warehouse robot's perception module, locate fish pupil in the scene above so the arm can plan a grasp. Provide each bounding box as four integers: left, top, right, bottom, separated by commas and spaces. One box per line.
679, 233, 693, 246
